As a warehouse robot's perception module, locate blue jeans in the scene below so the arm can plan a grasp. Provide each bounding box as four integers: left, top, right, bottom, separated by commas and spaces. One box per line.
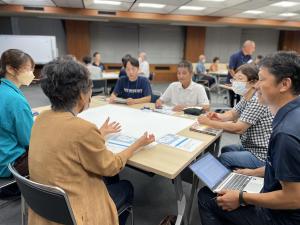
219, 145, 265, 169
198, 187, 287, 225
107, 180, 134, 225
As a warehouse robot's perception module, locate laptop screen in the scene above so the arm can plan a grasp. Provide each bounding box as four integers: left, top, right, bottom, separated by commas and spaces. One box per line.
189, 153, 230, 189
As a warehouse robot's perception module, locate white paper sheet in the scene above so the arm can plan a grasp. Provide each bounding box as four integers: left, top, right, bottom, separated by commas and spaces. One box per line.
157, 134, 202, 152
78, 105, 195, 139
153, 105, 176, 115
102, 72, 118, 79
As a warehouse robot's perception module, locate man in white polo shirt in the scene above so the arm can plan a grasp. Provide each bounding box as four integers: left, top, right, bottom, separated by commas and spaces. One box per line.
156, 60, 210, 112
138, 52, 150, 79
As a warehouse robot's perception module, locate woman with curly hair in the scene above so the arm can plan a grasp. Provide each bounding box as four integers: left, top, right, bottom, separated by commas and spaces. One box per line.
28, 56, 155, 225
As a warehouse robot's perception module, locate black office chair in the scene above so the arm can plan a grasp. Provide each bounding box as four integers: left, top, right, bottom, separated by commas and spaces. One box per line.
0, 177, 17, 195
8, 163, 77, 225
8, 164, 135, 225
204, 86, 211, 101
92, 79, 106, 96
149, 72, 155, 81
151, 90, 162, 103
0, 177, 16, 189
0, 177, 21, 204
196, 79, 209, 87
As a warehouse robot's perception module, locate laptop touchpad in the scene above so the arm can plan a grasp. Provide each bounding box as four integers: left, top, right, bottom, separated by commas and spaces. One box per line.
243, 177, 264, 193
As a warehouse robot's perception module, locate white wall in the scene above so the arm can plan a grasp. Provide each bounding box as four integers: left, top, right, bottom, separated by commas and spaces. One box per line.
90, 22, 139, 63
205, 27, 242, 63
139, 24, 184, 64
240, 28, 280, 58
90, 22, 184, 64
204, 27, 280, 63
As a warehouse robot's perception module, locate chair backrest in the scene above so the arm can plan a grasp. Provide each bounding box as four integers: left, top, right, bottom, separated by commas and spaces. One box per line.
8, 164, 77, 225
0, 177, 15, 189
92, 79, 106, 96
204, 86, 211, 101
151, 90, 162, 103
149, 72, 154, 81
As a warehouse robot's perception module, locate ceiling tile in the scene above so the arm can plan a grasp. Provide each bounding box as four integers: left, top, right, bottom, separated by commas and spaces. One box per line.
2, 0, 55, 6
188, 0, 249, 8
130, 6, 179, 14
172, 7, 221, 15
136, 0, 190, 6
234, 12, 277, 19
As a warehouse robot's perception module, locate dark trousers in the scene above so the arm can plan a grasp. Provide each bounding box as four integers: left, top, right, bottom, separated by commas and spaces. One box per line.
198, 187, 295, 225
0, 152, 28, 197
229, 90, 241, 107
219, 145, 265, 169
194, 74, 216, 87
14, 151, 29, 176
201, 76, 216, 87
106, 178, 134, 225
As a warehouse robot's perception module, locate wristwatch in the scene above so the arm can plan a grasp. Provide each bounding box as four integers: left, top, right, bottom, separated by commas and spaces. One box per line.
239, 191, 247, 206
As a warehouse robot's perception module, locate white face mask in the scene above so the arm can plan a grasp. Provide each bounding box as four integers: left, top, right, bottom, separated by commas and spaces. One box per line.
80, 92, 92, 114
232, 81, 248, 96
17, 71, 35, 86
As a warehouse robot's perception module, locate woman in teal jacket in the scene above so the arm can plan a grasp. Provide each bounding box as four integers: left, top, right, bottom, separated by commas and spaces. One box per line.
0, 49, 35, 177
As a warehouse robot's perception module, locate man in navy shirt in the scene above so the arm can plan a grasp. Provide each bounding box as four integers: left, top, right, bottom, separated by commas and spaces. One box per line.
197, 51, 300, 225
92, 52, 105, 72
110, 56, 152, 105
227, 40, 256, 107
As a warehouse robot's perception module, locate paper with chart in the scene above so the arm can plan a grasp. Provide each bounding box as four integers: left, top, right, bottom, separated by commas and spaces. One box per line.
157, 134, 202, 152
78, 105, 195, 139
106, 133, 156, 153
106, 133, 136, 153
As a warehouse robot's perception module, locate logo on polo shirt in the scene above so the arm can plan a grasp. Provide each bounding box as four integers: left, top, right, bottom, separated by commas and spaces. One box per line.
124, 88, 143, 94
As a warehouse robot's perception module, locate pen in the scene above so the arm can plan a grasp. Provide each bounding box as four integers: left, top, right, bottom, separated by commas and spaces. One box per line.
141, 106, 152, 111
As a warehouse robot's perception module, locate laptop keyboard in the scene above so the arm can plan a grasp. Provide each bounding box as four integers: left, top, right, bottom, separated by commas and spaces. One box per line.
223, 174, 251, 191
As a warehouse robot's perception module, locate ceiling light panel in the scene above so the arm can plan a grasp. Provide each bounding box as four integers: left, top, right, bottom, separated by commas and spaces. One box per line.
279, 12, 299, 17
271, 1, 300, 7
84, 0, 133, 11
130, 0, 187, 14
52, 0, 84, 8
138, 3, 166, 8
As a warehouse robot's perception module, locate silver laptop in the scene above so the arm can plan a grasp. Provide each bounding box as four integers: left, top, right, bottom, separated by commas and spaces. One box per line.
189, 152, 264, 193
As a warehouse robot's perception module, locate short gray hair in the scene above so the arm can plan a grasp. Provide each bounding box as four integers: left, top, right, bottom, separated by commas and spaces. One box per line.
178, 60, 193, 73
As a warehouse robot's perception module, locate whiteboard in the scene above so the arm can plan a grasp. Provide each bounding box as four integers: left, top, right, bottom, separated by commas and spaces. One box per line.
78, 105, 195, 139
0, 35, 58, 64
